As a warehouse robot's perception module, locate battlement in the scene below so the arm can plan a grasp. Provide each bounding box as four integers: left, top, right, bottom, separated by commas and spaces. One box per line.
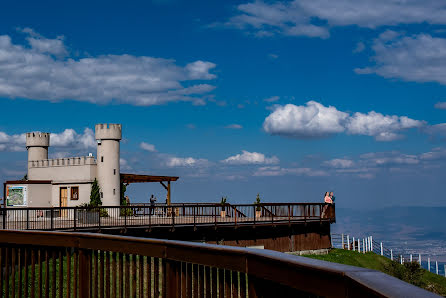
26, 132, 50, 147
29, 156, 96, 168
95, 123, 122, 141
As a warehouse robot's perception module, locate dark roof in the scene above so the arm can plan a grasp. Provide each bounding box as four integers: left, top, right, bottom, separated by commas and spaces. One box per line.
120, 173, 179, 184
5, 180, 52, 185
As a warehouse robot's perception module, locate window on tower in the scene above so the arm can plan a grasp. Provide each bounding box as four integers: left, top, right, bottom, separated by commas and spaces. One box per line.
101, 156, 104, 162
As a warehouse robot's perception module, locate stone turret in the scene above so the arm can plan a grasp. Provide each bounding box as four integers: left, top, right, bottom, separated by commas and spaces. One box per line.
26, 132, 50, 172
95, 124, 122, 206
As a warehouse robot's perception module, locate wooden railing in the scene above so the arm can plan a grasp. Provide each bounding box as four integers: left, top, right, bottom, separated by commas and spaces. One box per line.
0, 230, 436, 297
0, 203, 335, 231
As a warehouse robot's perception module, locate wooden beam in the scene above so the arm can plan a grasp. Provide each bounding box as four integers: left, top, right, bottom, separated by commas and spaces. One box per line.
160, 181, 168, 190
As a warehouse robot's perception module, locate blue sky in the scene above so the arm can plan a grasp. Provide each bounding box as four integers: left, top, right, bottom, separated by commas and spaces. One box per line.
1, 0, 446, 208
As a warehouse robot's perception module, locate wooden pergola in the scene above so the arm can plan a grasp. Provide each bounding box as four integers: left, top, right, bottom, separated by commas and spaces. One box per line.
120, 173, 179, 205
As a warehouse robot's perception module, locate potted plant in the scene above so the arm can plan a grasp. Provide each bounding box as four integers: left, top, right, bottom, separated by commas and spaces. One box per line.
220, 197, 227, 218
255, 194, 262, 218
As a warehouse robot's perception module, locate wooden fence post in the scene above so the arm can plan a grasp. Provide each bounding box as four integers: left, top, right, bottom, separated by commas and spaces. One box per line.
390, 249, 393, 261
370, 236, 373, 252
380, 242, 383, 256
428, 258, 430, 272
347, 235, 350, 250
79, 248, 91, 298
419, 254, 421, 266
436, 261, 438, 275
352, 237, 355, 251
2, 208, 5, 229
341, 234, 344, 249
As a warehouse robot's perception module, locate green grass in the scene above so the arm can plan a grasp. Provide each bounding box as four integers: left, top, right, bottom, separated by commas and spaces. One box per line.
301, 249, 446, 296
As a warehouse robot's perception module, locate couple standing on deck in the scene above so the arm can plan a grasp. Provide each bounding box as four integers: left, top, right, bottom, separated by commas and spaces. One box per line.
324, 191, 335, 204
322, 191, 335, 218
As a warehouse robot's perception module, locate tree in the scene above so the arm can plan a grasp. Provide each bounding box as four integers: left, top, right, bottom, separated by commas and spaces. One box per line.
89, 178, 102, 207
120, 182, 127, 206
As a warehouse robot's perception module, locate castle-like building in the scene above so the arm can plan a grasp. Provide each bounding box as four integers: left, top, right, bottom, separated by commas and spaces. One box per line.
5, 124, 122, 207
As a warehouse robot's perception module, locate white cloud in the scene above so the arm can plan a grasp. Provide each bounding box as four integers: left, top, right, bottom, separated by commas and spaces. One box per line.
140, 142, 157, 152
51, 128, 95, 149
325, 158, 355, 168
424, 123, 446, 140
435, 102, 446, 110
254, 166, 328, 177
224, 0, 446, 38
355, 32, 446, 85
222, 150, 279, 165
165, 156, 210, 167
346, 111, 424, 141
224, 124, 243, 129
263, 101, 423, 141
0, 29, 216, 106
268, 53, 279, 59
19, 27, 68, 57
264, 96, 280, 102
120, 158, 132, 171
0, 132, 26, 152
0, 128, 95, 152
263, 101, 349, 138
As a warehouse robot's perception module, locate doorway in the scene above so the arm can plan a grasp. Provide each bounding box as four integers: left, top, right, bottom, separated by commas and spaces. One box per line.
60, 187, 68, 217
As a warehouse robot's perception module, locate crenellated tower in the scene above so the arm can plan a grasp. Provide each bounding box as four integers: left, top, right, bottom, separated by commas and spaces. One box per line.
95, 124, 122, 206
26, 132, 50, 177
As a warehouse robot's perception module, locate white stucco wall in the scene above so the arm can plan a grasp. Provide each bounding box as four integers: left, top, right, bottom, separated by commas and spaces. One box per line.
28, 159, 97, 182
50, 184, 91, 207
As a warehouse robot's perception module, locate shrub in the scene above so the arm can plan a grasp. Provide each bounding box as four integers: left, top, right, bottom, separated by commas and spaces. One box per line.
255, 194, 261, 211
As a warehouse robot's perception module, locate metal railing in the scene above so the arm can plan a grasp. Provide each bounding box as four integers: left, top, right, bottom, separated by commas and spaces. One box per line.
332, 234, 446, 278
0, 230, 437, 297
0, 203, 335, 231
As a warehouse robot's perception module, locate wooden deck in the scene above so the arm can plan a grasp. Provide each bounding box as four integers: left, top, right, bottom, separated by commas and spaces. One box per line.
0, 203, 335, 231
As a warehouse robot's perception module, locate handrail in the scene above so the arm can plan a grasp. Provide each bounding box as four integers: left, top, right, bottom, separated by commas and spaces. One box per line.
0, 203, 335, 231
0, 230, 437, 297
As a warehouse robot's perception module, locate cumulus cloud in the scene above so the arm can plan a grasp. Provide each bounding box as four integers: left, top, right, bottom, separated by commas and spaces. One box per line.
51, 128, 96, 148
0, 128, 95, 152
0, 131, 26, 152
346, 111, 424, 141
165, 156, 210, 167
224, 124, 243, 129
19, 27, 68, 57
355, 32, 446, 85
223, 0, 446, 38
263, 101, 349, 138
222, 150, 279, 165
0, 29, 216, 106
140, 142, 157, 152
435, 102, 446, 110
263, 101, 423, 141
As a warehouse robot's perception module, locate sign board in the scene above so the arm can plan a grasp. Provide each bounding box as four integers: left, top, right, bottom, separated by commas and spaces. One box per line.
6, 185, 28, 207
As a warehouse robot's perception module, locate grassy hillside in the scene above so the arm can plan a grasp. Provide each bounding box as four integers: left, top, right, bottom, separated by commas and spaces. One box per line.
302, 249, 446, 296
